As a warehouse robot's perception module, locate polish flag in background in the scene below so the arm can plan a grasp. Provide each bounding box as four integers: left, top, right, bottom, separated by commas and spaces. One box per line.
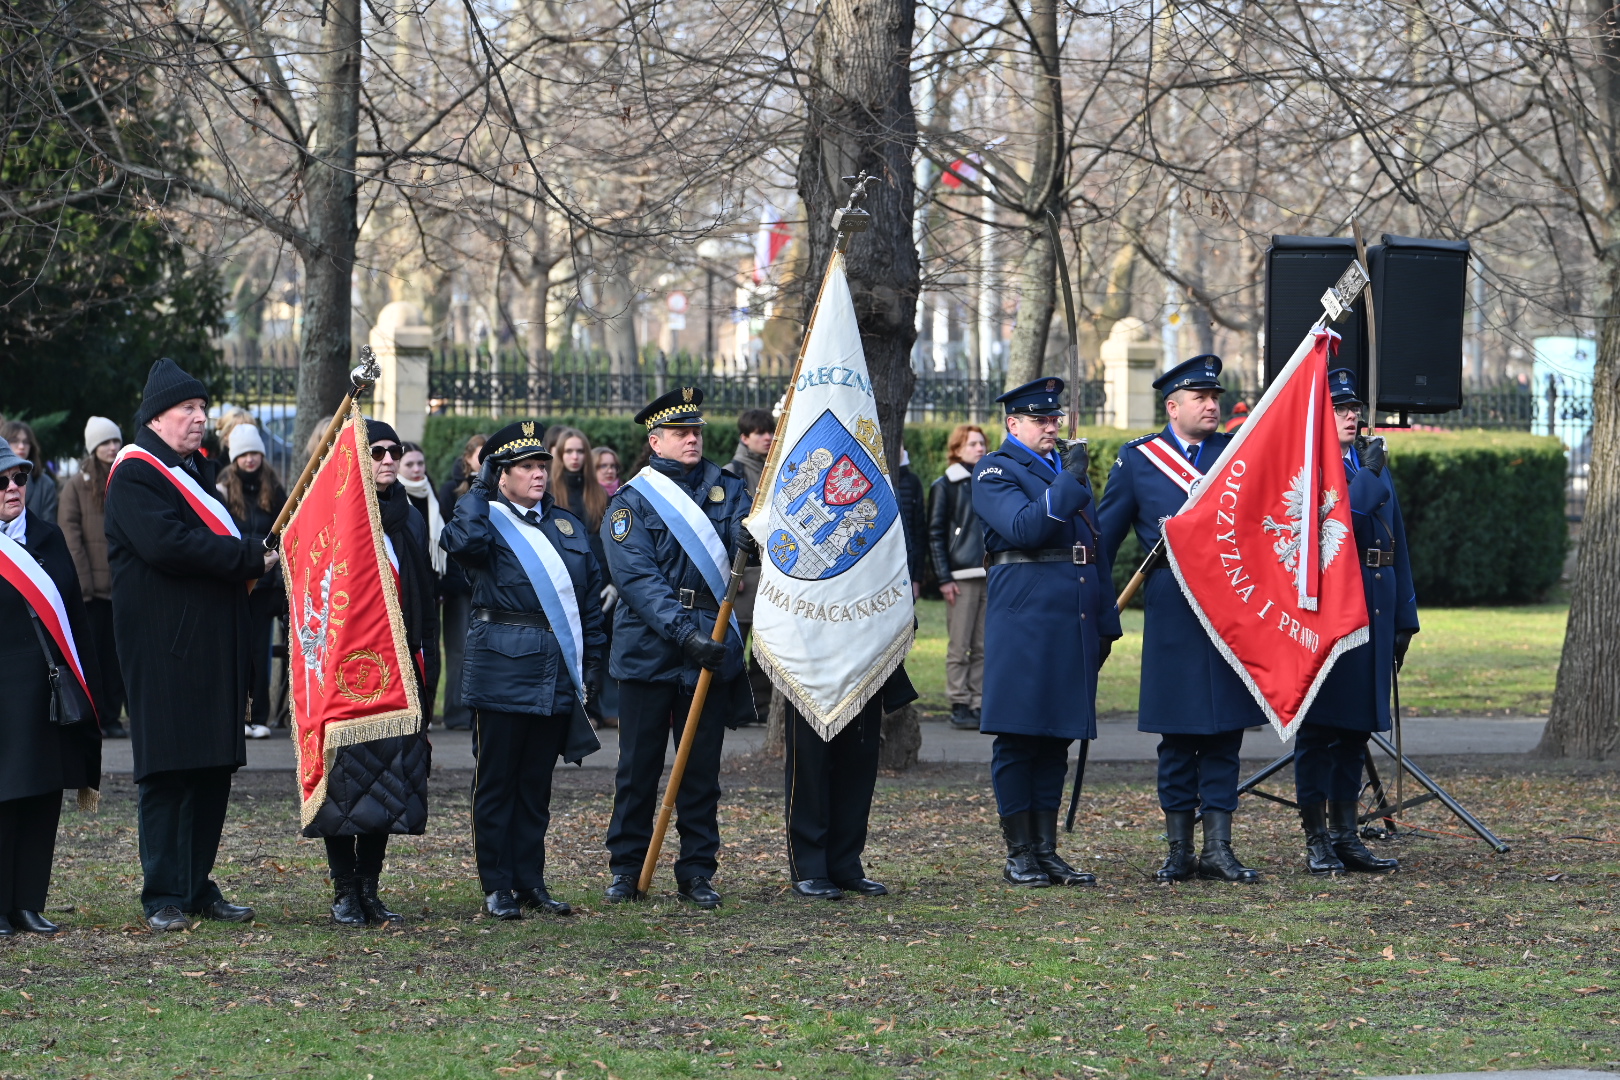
753, 203, 791, 284
1160, 327, 1369, 738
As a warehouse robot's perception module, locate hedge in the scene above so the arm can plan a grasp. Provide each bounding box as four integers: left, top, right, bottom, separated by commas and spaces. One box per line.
422, 416, 1567, 605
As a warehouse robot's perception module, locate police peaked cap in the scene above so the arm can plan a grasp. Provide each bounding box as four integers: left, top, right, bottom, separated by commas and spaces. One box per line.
481, 421, 551, 465
1327, 367, 1364, 406
997, 377, 1066, 417
635, 386, 707, 428
1153, 354, 1225, 399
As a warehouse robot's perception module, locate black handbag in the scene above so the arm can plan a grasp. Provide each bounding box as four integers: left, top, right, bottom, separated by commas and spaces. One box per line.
28, 609, 94, 726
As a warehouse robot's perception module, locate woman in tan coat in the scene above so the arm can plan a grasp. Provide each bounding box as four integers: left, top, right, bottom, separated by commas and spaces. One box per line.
58, 417, 127, 738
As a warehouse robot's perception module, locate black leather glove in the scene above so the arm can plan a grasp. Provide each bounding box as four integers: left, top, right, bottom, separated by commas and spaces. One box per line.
1393, 631, 1413, 672
1062, 438, 1091, 479
733, 521, 758, 558
1098, 637, 1114, 667
472, 457, 500, 495
1357, 435, 1387, 476
581, 664, 605, 723
681, 627, 728, 670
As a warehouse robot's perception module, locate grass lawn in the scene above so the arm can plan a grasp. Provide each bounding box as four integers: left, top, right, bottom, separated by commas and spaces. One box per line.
7, 759, 1619, 1079
907, 598, 1569, 717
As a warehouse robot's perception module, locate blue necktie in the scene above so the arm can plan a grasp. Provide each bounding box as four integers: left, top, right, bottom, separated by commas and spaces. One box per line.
1185, 444, 1199, 466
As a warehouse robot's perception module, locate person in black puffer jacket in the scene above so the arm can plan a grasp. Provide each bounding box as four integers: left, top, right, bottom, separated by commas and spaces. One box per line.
436, 435, 486, 730
302, 419, 439, 927
927, 424, 989, 729
895, 446, 927, 600
216, 424, 288, 740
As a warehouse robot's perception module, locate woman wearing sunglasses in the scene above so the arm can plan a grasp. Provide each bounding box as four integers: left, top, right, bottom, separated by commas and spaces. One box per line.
301, 420, 440, 926
0, 441, 101, 935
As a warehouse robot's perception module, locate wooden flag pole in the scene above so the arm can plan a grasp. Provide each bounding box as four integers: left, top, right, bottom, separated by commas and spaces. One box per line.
267, 347, 382, 545
637, 549, 750, 896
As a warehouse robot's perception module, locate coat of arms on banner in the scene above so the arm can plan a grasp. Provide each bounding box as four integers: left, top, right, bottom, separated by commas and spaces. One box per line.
765, 409, 898, 581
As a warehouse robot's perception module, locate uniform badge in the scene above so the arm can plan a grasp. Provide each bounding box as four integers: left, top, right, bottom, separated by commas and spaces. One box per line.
521, 421, 535, 437
610, 507, 632, 542
682, 387, 694, 404
708, 485, 726, 503
556, 518, 575, 537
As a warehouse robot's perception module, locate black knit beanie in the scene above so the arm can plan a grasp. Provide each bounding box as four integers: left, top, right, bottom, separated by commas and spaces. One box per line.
137, 358, 210, 426
364, 418, 400, 446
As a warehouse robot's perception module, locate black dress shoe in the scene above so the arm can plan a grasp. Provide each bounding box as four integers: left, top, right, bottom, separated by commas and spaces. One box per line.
604, 875, 641, 903
330, 876, 367, 926
1196, 811, 1261, 883
792, 879, 844, 900
484, 890, 523, 920
101, 719, 129, 739
1300, 803, 1346, 875
10, 910, 59, 934
1156, 811, 1198, 882
200, 900, 256, 923
357, 878, 403, 925
677, 876, 722, 909
999, 813, 1050, 887
1327, 801, 1399, 872
948, 704, 978, 730
518, 887, 572, 916
834, 878, 888, 896
1031, 810, 1098, 886
0, 913, 14, 937
147, 906, 191, 932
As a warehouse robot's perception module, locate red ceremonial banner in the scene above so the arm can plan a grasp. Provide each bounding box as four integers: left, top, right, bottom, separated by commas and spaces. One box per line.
1161, 328, 1369, 738
280, 404, 421, 826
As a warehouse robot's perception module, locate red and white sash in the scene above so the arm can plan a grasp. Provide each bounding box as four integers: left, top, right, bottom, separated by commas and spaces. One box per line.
1136, 436, 1205, 494
0, 528, 94, 704
108, 445, 241, 539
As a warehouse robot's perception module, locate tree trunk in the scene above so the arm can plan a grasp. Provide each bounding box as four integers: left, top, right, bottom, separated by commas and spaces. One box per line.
762, 687, 787, 760
1537, 250, 1620, 759
292, 0, 362, 461
797, 0, 920, 767
878, 703, 921, 770
1003, 0, 1064, 386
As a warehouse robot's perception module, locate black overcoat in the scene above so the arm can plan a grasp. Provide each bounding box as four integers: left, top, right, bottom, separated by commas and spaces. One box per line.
0, 514, 101, 801
105, 428, 264, 781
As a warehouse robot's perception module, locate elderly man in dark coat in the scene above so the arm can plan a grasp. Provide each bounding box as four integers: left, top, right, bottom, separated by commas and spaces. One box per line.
105, 358, 274, 931
0, 442, 101, 935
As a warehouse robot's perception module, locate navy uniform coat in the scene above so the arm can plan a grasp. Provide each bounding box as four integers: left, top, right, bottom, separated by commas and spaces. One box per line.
1300, 450, 1419, 731
600, 456, 755, 725
441, 490, 606, 763
1096, 428, 1266, 736
974, 436, 1121, 741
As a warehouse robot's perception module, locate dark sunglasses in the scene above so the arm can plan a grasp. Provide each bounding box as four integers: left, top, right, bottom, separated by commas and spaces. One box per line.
0, 471, 28, 490
370, 444, 404, 461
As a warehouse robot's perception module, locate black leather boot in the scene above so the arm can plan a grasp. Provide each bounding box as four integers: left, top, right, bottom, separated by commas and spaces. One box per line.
1031, 810, 1096, 886
1300, 803, 1345, 875
357, 877, 403, 925
1197, 810, 1260, 883
1156, 811, 1198, 882
999, 813, 1050, 887
1328, 801, 1399, 872
331, 876, 367, 926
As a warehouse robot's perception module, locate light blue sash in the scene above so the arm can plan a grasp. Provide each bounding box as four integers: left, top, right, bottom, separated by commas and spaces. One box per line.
627, 467, 739, 636
486, 502, 586, 695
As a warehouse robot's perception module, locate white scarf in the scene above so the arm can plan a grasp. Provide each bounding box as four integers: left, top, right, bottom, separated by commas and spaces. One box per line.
399, 474, 446, 574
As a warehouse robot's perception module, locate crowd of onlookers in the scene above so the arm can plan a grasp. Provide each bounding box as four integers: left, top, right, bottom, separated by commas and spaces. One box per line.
3, 410, 995, 737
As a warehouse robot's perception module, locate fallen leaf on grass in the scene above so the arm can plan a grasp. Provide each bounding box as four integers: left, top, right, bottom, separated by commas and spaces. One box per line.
1381, 946, 1395, 960
1574, 986, 1608, 995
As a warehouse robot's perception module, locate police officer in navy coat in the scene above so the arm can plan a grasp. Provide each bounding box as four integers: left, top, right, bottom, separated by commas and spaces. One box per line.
1096, 355, 1264, 883
600, 388, 755, 909
974, 377, 1121, 887
1293, 370, 1411, 875
441, 422, 607, 920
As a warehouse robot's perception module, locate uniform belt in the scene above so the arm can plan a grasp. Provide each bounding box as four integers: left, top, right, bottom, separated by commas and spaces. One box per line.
473, 607, 550, 629
990, 543, 1096, 567
1363, 548, 1396, 568
678, 588, 721, 612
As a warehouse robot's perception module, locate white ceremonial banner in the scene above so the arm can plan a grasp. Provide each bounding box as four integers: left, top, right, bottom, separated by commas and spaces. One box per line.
744, 252, 915, 740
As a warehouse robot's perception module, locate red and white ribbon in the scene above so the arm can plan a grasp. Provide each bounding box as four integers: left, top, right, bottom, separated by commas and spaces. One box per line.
108, 445, 241, 539
1136, 436, 1205, 494
0, 528, 95, 706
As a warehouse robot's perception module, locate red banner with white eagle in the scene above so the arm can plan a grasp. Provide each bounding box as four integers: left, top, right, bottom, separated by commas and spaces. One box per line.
280, 402, 421, 826
1161, 328, 1369, 738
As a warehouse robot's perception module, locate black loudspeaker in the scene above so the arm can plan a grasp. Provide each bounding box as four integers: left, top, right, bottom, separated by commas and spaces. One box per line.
1264, 236, 1367, 386
1368, 234, 1470, 413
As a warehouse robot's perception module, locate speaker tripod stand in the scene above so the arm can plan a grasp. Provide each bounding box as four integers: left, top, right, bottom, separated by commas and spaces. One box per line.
1236, 679, 1511, 855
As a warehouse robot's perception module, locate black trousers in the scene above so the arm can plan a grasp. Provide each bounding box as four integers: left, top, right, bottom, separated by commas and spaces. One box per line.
440, 593, 473, 728
785, 698, 882, 882
137, 767, 233, 915
324, 835, 389, 879
472, 709, 569, 893
84, 598, 125, 725
1156, 731, 1245, 814
606, 679, 728, 884
0, 792, 61, 913
246, 589, 282, 728
990, 733, 1073, 816
1294, 723, 1371, 804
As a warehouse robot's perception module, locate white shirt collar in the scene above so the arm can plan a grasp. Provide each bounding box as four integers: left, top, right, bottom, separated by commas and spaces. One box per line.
1165, 427, 1202, 456
2, 510, 25, 545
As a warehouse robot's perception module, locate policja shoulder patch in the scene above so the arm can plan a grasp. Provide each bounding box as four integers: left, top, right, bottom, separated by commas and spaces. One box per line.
610, 507, 632, 542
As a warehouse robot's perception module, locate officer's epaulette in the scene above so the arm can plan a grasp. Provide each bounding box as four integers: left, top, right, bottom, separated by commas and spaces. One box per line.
1123, 432, 1161, 449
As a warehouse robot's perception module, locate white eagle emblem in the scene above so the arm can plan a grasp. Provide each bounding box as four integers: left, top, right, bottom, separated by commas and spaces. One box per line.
1261, 466, 1350, 573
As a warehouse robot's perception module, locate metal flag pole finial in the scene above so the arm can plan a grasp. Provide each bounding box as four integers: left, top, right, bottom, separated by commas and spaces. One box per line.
833, 171, 874, 252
